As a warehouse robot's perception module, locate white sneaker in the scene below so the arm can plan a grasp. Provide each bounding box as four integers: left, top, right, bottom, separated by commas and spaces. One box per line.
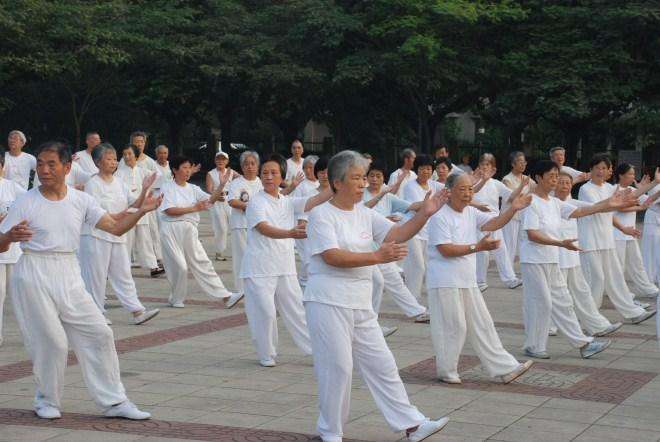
169, 302, 185, 308
381, 326, 399, 337
35, 405, 61, 419
259, 357, 276, 367
104, 401, 151, 420
507, 278, 523, 289
407, 417, 450, 441
634, 299, 651, 309
225, 292, 244, 309
133, 309, 160, 325
478, 283, 489, 292
548, 326, 558, 336
414, 312, 430, 323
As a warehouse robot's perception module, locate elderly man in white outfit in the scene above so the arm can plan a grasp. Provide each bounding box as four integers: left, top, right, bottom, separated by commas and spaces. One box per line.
387, 148, 417, 198
74, 131, 101, 174
5, 130, 36, 190
427, 173, 534, 384
0, 141, 155, 420
206, 151, 239, 261
304, 151, 449, 442
227, 151, 263, 294
578, 155, 657, 324
501, 151, 535, 267
153, 144, 173, 195
549, 146, 590, 185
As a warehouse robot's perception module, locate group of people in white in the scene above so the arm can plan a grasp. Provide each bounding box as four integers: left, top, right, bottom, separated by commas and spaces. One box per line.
0, 130, 658, 442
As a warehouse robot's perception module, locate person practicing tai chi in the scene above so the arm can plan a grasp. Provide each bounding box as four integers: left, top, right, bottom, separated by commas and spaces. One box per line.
0, 141, 156, 420
240, 154, 331, 367
387, 148, 417, 198
79, 143, 160, 325
519, 160, 640, 360
577, 155, 657, 324
501, 151, 535, 267
549, 146, 590, 184
4, 130, 36, 190
153, 144, 173, 195
426, 173, 534, 384
304, 150, 449, 442
74, 131, 101, 174
159, 156, 243, 309
642, 186, 660, 285
206, 151, 239, 261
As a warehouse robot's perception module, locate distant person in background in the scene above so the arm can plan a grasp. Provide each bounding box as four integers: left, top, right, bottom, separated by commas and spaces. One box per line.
153, 145, 173, 195
387, 148, 417, 198
4, 130, 36, 190
434, 157, 452, 186
285, 139, 304, 186
549, 146, 589, 184
432, 146, 463, 180
363, 153, 373, 165
502, 151, 535, 267
291, 155, 320, 287
206, 151, 239, 261
457, 153, 473, 174
75, 131, 101, 174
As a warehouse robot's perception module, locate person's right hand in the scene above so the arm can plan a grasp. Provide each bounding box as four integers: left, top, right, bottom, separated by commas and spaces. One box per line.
375, 241, 408, 263
560, 238, 581, 251
288, 222, 307, 239
6, 220, 33, 242
194, 200, 213, 212
477, 233, 500, 251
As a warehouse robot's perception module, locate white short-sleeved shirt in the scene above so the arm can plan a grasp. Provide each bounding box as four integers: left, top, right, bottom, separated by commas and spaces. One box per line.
457, 164, 473, 174
33, 161, 92, 188
577, 180, 616, 251
4, 152, 36, 190
387, 169, 417, 198
159, 181, 209, 225
120, 154, 159, 174
304, 202, 393, 310
558, 196, 590, 269
501, 173, 535, 221
74, 149, 99, 174
426, 204, 495, 289
561, 165, 584, 180
227, 176, 263, 229
0, 179, 26, 263
401, 179, 443, 241
285, 158, 304, 183
431, 162, 464, 180
154, 162, 172, 190
83, 175, 133, 243
240, 190, 308, 278
115, 165, 150, 225
362, 189, 411, 218
0, 187, 105, 253
519, 195, 577, 264
291, 179, 319, 221
644, 185, 659, 226
473, 179, 512, 214
613, 185, 647, 241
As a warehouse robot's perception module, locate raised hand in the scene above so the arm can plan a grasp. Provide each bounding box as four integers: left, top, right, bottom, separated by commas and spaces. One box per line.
191, 163, 202, 175
194, 199, 213, 212
638, 174, 651, 187
142, 172, 158, 190
219, 168, 233, 188
421, 188, 450, 217
292, 171, 305, 187
375, 241, 408, 263
608, 187, 638, 210
477, 233, 500, 251
140, 192, 163, 213
560, 238, 581, 251
288, 222, 307, 239
511, 193, 532, 211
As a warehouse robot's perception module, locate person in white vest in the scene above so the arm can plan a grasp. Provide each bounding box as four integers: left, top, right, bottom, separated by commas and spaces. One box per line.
290, 155, 320, 287
387, 148, 417, 198
4, 130, 36, 190
74, 131, 101, 174
304, 150, 449, 442
285, 139, 305, 186
501, 151, 535, 268
0, 141, 156, 420
549, 146, 589, 184
206, 151, 239, 261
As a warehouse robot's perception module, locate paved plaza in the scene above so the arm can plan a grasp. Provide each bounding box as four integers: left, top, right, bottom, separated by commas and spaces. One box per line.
0, 212, 659, 442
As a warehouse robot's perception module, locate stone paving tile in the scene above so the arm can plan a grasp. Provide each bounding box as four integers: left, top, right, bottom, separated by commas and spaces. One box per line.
573, 424, 660, 442
46, 429, 145, 441
525, 406, 605, 424
0, 424, 72, 441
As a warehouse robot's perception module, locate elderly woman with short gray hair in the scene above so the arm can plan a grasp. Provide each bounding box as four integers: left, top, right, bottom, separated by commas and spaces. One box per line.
303, 150, 450, 442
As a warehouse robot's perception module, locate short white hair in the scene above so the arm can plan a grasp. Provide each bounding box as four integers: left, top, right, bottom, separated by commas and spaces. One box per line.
240, 150, 260, 166
8, 130, 26, 144
302, 155, 319, 168
549, 146, 565, 157
155, 144, 169, 153
328, 150, 369, 192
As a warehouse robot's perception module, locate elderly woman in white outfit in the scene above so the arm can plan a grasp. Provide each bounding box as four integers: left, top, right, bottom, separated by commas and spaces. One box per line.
304, 151, 449, 442
501, 151, 535, 267
426, 173, 533, 384
0, 141, 155, 420
613, 163, 659, 299
206, 151, 239, 261
227, 151, 263, 295
79, 143, 160, 326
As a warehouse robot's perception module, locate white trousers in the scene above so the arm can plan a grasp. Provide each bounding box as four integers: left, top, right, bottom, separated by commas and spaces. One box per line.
402, 238, 427, 298
476, 229, 517, 284
305, 302, 425, 442
243, 275, 312, 360
146, 212, 162, 261
0, 264, 11, 341
160, 221, 231, 305
428, 287, 520, 380
210, 202, 231, 255
11, 252, 128, 410
615, 240, 658, 296
294, 238, 309, 286
641, 223, 660, 284
561, 266, 612, 335
579, 250, 645, 319
79, 236, 144, 314
521, 263, 592, 353
502, 218, 520, 268
372, 262, 426, 317
125, 224, 158, 270
231, 228, 247, 294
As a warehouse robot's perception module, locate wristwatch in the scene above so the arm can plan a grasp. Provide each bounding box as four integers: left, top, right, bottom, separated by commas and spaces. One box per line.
469, 244, 476, 252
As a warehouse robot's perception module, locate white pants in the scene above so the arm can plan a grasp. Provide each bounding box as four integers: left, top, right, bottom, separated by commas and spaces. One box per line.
428, 287, 520, 380
476, 229, 517, 285
561, 266, 612, 335
146, 212, 162, 261
0, 264, 11, 341
372, 262, 426, 317
243, 276, 312, 360
79, 236, 144, 314
615, 240, 658, 296
294, 238, 309, 286
642, 223, 659, 284
160, 221, 231, 305
11, 252, 128, 410
521, 263, 592, 353
402, 237, 427, 298
231, 228, 247, 294
210, 202, 231, 255
502, 218, 520, 268
305, 302, 425, 442
125, 224, 158, 270
579, 250, 645, 319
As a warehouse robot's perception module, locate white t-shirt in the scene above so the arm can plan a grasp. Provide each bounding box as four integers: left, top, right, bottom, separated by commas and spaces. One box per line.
291, 179, 319, 221
644, 185, 659, 226
473, 179, 512, 214
362, 189, 411, 218
426, 204, 495, 289
432, 162, 464, 180
387, 169, 417, 198
240, 190, 309, 278
159, 181, 209, 225
83, 175, 133, 243
0, 187, 105, 253
285, 158, 304, 183
558, 197, 590, 269
74, 149, 99, 174
519, 195, 577, 264
561, 165, 584, 180
577, 180, 616, 251
457, 164, 473, 174
115, 165, 150, 225
120, 154, 159, 174
154, 162, 172, 189
0, 179, 26, 263
613, 185, 647, 241
401, 179, 443, 241
227, 176, 263, 229
4, 152, 36, 190
304, 202, 393, 310
33, 161, 92, 188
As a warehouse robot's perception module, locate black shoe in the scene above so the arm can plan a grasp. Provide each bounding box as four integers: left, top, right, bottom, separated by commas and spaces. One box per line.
150, 267, 165, 277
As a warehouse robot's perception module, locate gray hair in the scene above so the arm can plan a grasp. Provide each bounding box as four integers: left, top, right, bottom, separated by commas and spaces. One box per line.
155, 144, 169, 153
240, 150, 260, 166
400, 148, 416, 159
328, 150, 369, 192
8, 130, 26, 144
549, 146, 565, 157
302, 155, 319, 168
446, 172, 469, 189
509, 151, 525, 164
91, 142, 117, 166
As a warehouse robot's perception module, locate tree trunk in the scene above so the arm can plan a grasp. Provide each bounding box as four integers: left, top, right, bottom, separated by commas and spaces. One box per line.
219, 109, 234, 161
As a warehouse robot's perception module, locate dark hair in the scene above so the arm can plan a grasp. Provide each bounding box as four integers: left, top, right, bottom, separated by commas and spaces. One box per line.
434, 145, 448, 155
367, 159, 387, 176
615, 163, 633, 182
86, 131, 100, 138
530, 160, 559, 182
169, 155, 192, 171
314, 156, 329, 179
122, 144, 140, 158
130, 131, 147, 140
509, 151, 525, 165
0, 150, 4, 167
413, 154, 434, 173
37, 141, 72, 164
435, 157, 452, 171
261, 153, 287, 178
589, 154, 612, 170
